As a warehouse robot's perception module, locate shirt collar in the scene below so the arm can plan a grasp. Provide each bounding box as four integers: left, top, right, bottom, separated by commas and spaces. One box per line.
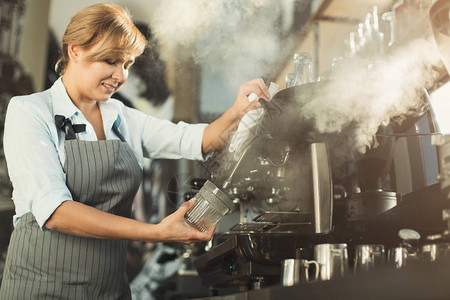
51, 77, 79, 119
51, 77, 121, 130
99, 100, 121, 131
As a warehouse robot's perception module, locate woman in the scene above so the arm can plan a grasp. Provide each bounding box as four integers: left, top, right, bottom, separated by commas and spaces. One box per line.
0, 3, 269, 299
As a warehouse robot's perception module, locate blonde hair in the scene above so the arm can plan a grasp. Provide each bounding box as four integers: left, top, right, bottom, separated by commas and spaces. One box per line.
55, 3, 147, 75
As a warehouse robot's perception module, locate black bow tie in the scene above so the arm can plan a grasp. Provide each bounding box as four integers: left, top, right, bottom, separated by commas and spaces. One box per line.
55, 115, 86, 140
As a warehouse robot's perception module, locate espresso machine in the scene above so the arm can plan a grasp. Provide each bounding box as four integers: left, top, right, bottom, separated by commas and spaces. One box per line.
192, 83, 336, 291
191, 85, 447, 296
192, 79, 405, 290
186, 1, 450, 297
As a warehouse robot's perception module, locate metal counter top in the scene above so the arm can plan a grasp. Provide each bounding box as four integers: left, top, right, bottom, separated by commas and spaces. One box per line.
193, 259, 450, 300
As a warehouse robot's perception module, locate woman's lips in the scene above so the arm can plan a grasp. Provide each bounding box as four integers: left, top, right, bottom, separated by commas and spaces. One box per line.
102, 83, 117, 93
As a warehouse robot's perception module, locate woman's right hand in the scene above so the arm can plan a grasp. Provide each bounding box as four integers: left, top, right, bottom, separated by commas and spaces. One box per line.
156, 199, 215, 244
44, 196, 214, 243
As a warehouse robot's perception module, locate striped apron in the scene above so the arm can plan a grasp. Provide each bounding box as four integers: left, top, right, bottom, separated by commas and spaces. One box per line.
0, 118, 142, 299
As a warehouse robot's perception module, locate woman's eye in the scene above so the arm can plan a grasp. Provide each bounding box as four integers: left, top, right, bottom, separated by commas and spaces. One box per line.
105, 60, 116, 65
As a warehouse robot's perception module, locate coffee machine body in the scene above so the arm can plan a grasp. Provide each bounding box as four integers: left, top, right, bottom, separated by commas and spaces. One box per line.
215, 137, 333, 235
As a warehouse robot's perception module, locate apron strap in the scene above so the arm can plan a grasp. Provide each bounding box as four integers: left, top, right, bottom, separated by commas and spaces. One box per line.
112, 124, 126, 143
55, 115, 126, 143
55, 115, 86, 140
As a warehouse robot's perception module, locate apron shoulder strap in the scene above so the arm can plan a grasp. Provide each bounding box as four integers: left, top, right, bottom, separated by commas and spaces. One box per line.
112, 124, 126, 143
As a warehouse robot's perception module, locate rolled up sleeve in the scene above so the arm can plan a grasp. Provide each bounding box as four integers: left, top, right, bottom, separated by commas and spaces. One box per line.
4, 98, 73, 229
141, 115, 208, 161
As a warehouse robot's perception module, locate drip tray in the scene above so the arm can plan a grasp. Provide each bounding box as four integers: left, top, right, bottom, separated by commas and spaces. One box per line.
229, 212, 314, 233
230, 221, 312, 233
253, 211, 313, 223
230, 222, 276, 232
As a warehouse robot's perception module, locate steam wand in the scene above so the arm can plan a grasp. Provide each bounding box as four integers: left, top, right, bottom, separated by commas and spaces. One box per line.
265, 145, 291, 167
222, 98, 273, 189
222, 142, 254, 190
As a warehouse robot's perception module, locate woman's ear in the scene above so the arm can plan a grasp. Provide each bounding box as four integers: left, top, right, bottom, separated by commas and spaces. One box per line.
67, 44, 82, 62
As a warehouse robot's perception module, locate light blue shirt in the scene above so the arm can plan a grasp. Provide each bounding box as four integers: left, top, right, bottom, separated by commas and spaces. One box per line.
3, 77, 207, 229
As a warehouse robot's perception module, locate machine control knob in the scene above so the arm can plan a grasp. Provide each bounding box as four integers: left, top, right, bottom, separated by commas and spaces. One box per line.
183, 192, 197, 201
222, 254, 239, 276
191, 178, 207, 189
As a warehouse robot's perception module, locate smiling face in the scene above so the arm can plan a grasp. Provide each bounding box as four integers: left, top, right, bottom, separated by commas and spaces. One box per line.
57, 4, 146, 106
66, 43, 136, 104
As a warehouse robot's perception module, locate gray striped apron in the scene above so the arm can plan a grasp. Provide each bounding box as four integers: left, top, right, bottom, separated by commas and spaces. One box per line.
1, 118, 142, 299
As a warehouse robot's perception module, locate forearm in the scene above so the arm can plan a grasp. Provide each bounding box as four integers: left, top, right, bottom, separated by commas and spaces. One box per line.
45, 200, 161, 242
202, 108, 241, 153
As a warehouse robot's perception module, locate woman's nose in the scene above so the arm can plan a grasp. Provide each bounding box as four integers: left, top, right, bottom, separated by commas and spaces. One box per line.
112, 64, 127, 82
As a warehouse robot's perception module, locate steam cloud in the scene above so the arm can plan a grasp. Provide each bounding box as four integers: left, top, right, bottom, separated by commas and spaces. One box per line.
150, 1, 442, 169
151, 0, 221, 52
305, 37, 441, 156
151, 0, 283, 88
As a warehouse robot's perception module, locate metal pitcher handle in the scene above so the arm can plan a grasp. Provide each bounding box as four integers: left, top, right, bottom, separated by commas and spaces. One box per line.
304, 260, 320, 282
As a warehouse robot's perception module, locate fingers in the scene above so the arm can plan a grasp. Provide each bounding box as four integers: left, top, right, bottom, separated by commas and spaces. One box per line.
161, 198, 216, 244
205, 225, 216, 240
253, 78, 271, 99
178, 198, 196, 215
181, 199, 215, 241
240, 78, 270, 100
249, 100, 262, 109
187, 225, 215, 244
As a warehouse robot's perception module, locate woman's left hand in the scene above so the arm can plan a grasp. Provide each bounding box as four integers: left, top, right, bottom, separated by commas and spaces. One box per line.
201, 78, 270, 153
229, 78, 270, 118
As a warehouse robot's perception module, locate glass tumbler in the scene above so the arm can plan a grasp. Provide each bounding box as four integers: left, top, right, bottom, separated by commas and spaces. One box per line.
184, 180, 234, 232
